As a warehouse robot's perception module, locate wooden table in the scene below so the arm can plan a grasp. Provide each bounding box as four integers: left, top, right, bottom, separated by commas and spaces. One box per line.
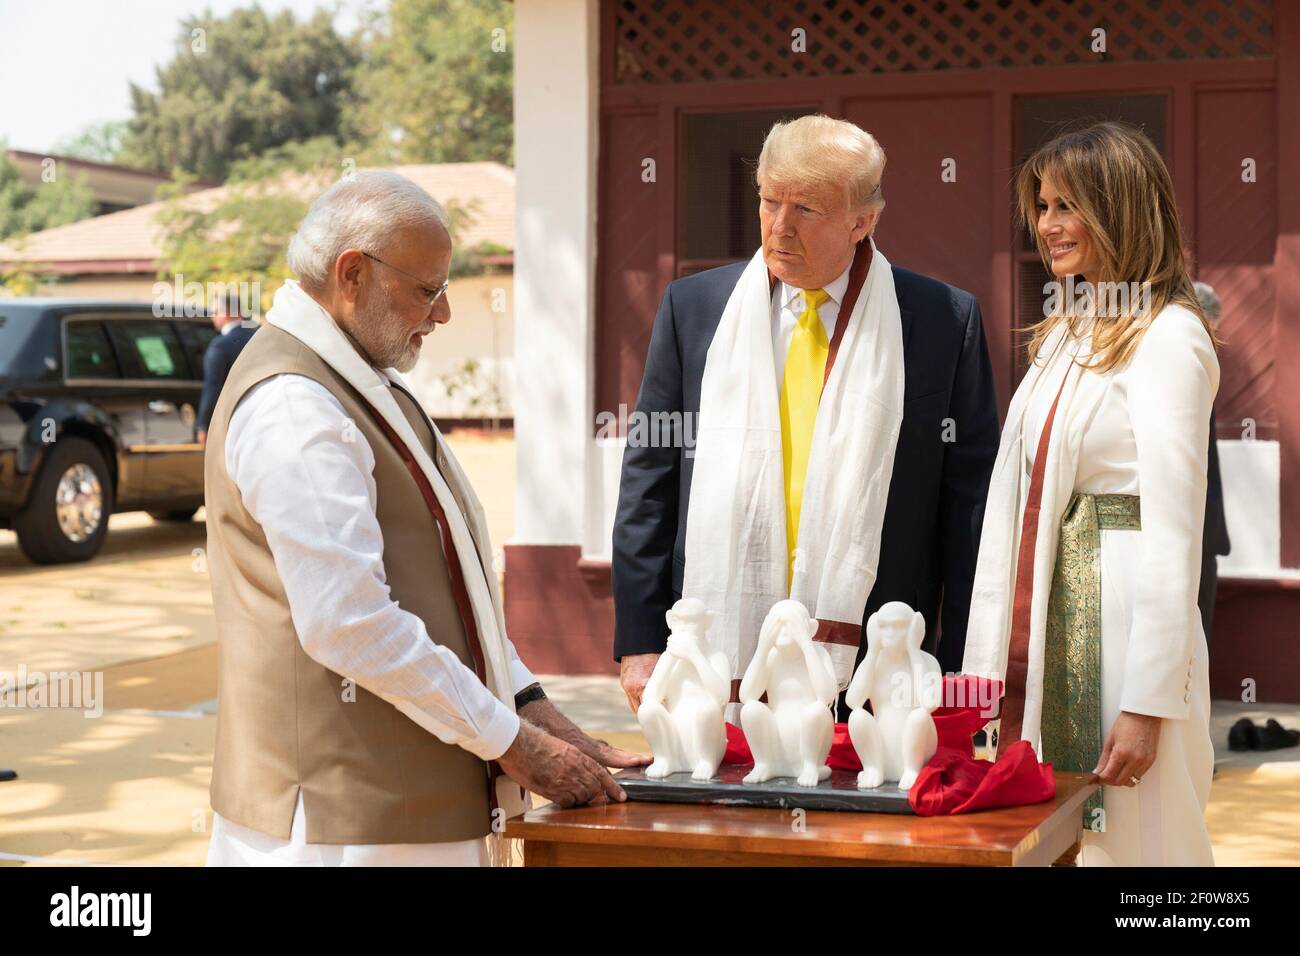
505, 771, 1097, 866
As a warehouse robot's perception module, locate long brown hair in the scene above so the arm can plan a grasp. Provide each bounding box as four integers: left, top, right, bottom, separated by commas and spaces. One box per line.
1015, 121, 1221, 373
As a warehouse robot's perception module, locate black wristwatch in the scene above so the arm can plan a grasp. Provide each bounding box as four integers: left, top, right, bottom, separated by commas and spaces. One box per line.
514, 683, 547, 709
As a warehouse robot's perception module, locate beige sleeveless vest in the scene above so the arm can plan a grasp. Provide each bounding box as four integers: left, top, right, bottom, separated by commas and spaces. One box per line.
204, 323, 492, 844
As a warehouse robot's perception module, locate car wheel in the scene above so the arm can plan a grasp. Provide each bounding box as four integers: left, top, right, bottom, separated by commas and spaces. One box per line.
13, 437, 113, 564
148, 508, 199, 523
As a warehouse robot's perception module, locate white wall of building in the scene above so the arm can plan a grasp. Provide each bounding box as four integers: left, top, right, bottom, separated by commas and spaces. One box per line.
403, 273, 515, 419
586, 436, 626, 559
512, 0, 600, 546
1217, 439, 1292, 577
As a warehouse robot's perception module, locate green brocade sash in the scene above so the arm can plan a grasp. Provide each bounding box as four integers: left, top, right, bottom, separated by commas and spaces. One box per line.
1042, 491, 1141, 830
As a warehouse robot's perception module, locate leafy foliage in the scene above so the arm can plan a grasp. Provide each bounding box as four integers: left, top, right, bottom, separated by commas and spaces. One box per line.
52, 121, 131, 165
118, 6, 360, 181
345, 0, 514, 165
0, 150, 97, 241
0, 149, 97, 294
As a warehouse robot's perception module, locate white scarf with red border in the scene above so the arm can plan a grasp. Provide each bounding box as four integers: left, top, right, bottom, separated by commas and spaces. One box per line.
683, 238, 905, 692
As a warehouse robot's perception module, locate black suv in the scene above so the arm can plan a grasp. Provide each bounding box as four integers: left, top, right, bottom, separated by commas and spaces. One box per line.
0, 299, 219, 563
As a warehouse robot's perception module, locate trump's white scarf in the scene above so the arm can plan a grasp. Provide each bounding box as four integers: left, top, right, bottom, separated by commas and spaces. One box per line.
683, 238, 905, 690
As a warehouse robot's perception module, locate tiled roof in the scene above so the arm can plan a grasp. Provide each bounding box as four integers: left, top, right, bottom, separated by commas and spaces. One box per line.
0, 162, 515, 272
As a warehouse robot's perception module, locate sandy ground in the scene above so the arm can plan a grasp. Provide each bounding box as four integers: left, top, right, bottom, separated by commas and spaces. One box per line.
2, 432, 1298, 866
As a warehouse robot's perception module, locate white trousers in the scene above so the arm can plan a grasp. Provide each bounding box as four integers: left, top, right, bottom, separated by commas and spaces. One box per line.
205, 791, 488, 867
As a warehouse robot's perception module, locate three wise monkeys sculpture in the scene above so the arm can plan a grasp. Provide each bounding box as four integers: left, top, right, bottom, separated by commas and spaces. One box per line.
637, 597, 941, 788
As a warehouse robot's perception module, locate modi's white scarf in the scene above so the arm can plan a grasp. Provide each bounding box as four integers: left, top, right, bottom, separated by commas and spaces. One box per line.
266, 279, 527, 858
683, 238, 906, 690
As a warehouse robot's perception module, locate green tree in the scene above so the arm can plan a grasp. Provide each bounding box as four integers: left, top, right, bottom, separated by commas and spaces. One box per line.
346, 0, 513, 165
0, 150, 95, 295
52, 121, 130, 164
119, 5, 360, 181
0, 149, 96, 241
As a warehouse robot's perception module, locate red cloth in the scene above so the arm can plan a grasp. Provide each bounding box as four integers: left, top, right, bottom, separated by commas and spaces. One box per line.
909, 738, 1054, 815
721, 675, 1055, 815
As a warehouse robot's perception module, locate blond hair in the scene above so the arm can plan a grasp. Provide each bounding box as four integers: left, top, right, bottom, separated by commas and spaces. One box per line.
1016, 121, 1221, 374
756, 114, 886, 218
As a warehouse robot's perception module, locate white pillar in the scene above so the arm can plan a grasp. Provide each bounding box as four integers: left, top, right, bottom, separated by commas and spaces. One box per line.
511, 0, 600, 545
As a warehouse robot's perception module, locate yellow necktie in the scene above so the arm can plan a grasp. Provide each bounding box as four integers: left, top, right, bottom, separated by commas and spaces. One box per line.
780, 287, 830, 589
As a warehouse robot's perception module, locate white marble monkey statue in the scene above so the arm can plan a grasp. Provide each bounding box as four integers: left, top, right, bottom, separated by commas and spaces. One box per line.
638, 598, 732, 781
846, 601, 942, 791
738, 599, 837, 787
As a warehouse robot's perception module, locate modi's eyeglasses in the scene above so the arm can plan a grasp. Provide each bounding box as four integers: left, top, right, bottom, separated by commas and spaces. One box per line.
363, 252, 449, 311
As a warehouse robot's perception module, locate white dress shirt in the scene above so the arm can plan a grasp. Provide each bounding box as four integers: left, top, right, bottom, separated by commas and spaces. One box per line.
769, 260, 853, 388
206, 371, 537, 866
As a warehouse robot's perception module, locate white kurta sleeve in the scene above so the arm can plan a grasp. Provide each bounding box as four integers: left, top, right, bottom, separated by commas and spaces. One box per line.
225, 373, 521, 761
1119, 307, 1220, 719
507, 640, 540, 696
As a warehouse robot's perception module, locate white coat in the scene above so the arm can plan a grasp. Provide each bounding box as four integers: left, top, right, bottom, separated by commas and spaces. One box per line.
963, 301, 1218, 866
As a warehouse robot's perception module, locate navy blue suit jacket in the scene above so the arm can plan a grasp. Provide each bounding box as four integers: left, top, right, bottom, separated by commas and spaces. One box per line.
197, 324, 257, 433
611, 258, 1000, 678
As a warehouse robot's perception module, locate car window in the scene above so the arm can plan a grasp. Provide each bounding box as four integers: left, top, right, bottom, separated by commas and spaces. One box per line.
65, 321, 123, 378
109, 321, 188, 381
176, 322, 220, 380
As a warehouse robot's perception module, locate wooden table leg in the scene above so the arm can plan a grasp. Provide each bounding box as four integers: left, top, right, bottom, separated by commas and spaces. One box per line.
523, 841, 557, 866
1052, 841, 1081, 866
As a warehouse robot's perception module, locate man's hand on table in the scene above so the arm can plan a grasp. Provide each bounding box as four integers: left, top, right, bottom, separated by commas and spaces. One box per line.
496, 721, 626, 807
619, 652, 660, 714
494, 693, 652, 808
517, 693, 652, 772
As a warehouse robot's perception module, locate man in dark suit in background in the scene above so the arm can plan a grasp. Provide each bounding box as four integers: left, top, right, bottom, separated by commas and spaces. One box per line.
1194, 281, 1231, 647
611, 115, 1000, 719
197, 291, 257, 447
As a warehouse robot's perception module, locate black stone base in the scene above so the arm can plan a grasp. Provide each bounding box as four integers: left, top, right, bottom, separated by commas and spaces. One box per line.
614, 764, 915, 814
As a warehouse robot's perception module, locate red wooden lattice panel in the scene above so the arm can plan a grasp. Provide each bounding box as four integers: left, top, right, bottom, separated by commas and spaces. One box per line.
1195, 87, 1278, 440
612, 0, 1275, 85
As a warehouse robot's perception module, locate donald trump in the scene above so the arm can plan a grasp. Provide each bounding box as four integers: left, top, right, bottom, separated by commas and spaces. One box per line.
613, 115, 1000, 721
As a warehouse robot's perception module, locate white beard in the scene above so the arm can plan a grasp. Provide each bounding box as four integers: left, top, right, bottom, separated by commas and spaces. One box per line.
357, 288, 423, 372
